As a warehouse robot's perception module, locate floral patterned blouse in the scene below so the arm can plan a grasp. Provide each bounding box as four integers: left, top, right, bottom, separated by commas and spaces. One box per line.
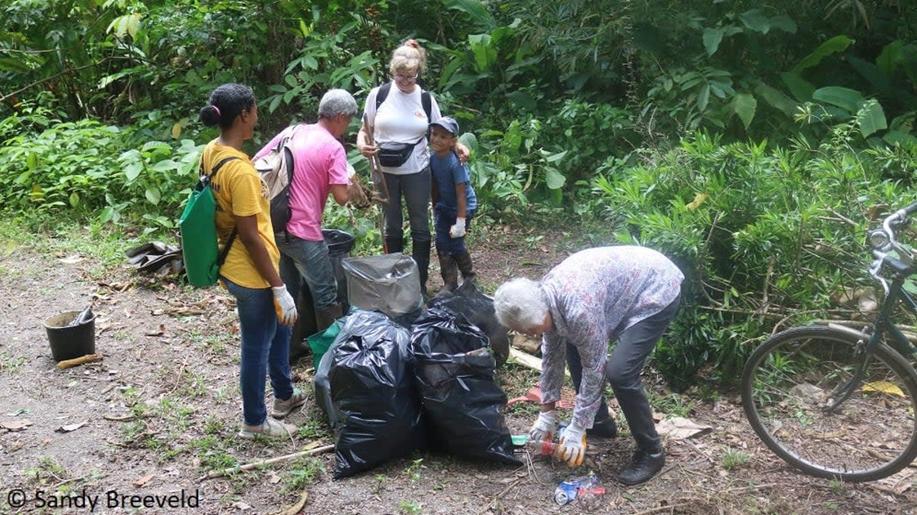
539, 246, 684, 429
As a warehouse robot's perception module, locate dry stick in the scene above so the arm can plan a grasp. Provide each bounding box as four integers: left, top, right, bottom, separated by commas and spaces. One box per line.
812, 319, 917, 344
275, 491, 309, 515
683, 438, 715, 464
102, 414, 136, 422
481, 477, 524, 514
508, 348, 571, 378
199, 444, 334, 481
0, 61, 106, 103
759, 257, 775, 324
631, 483, 779, 515
631, 497, 708, 515
57, 353, 102, 370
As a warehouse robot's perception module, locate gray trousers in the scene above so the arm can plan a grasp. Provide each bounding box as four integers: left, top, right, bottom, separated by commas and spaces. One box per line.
382, 167, 431, 243
566, 296, 680, 451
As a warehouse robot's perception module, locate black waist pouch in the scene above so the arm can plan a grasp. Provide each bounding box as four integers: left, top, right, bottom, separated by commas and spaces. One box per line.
378, 139, 422, 167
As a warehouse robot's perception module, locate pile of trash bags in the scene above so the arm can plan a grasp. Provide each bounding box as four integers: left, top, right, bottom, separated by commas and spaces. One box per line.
315, 281, 519, 479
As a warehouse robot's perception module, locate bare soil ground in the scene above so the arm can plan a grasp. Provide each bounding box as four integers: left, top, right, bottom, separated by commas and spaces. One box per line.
0, 225, 914, 514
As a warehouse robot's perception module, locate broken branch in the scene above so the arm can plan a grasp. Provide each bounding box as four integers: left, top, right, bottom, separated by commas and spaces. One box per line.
199, 444, 334, 481
57, 353, 102, 369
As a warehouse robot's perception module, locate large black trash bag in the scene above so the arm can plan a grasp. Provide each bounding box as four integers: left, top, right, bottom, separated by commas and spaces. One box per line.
322, 310, 425, 479
314, 309, 420, 432
411, 308, 520, 465
428, 281, 510, 367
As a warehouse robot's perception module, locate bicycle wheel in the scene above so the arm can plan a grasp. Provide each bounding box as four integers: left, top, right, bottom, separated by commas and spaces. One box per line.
742, 325, 917, 481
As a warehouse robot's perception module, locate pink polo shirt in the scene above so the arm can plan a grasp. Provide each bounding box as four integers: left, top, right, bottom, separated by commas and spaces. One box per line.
254, 123, 350, 241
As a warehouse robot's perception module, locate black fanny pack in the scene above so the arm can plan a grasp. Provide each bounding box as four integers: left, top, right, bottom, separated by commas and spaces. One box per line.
378, 138, 423, 167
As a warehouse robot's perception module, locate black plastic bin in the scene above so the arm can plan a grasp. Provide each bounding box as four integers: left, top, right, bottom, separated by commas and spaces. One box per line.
324, 229, 355, 308
44, 311, 96, 362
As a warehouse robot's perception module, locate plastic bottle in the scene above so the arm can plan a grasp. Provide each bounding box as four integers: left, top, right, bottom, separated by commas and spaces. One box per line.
553, 474, 606, 506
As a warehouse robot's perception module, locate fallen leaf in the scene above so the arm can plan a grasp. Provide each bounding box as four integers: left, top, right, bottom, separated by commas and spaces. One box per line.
145, 324, 166, 337
862, 381, 905, 397
1, 419, 33, 432
656, 416, 713, 440
268, 472, 281, 485
232, 501, 252, 511
59, 255, 84, 264
133, 474, 155, 487
55, 421, 87, 433
686, 192, 709, 210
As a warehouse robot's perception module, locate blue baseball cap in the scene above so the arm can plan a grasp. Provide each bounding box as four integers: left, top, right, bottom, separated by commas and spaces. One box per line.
430, 116, 459, 136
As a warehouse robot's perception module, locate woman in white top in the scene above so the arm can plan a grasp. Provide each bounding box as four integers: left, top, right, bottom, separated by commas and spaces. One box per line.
356, 40, 466, 295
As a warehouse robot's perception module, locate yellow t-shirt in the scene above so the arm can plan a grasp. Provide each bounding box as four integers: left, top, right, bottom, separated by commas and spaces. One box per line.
200, 139, 280, 289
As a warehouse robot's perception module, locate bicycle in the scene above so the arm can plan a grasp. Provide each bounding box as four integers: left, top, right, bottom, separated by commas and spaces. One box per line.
741, 201, 917, 482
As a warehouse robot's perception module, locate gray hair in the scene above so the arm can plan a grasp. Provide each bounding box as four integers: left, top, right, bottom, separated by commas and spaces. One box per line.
494, 278, 549, 331
318, 89, 358, 119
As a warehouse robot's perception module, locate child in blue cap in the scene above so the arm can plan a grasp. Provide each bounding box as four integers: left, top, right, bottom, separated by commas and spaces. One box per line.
428, 116, 477, 291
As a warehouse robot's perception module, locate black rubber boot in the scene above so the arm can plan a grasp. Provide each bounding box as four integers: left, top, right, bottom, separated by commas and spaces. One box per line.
289, 282, 316, 363
411, 239, 432, 296
438, 252, 458, 292
384, 235, 404, 254
315, 303, 343, 334
453, 251, 475, 283
588, 417, 618, 439
616, 447, 665, 486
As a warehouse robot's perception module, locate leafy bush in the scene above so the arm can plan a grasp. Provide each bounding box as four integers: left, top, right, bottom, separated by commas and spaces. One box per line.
595, 129, 915, 387
0, 112, 201, 228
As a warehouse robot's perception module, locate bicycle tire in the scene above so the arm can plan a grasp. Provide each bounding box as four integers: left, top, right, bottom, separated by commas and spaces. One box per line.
742, 325, 917, 482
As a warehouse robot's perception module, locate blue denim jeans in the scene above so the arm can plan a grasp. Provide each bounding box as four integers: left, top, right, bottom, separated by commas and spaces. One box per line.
276, 233, 337, 310
222, 277, 294, 426
434, 205, 474, 255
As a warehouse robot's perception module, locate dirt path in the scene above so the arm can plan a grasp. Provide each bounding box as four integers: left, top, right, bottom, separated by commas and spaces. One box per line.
0, 230, 913, 514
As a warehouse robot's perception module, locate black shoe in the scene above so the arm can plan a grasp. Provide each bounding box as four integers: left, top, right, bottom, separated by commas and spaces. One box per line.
587, 418, 618, 439
616, 448, 665, 486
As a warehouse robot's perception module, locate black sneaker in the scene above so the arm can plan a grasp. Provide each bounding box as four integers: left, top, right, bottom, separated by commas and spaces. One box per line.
616, 448, 665, 486
587, 418, 618, 439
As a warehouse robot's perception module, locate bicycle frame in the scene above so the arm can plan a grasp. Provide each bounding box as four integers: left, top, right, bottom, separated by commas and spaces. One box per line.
825, 257, 916, 412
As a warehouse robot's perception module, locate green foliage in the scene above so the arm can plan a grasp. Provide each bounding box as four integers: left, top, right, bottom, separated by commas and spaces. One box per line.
722, 449, 751, 471
0, 107, 199, 227
595, 130, 914, 387
284, 457, 323, 492
2, 0, 916, 389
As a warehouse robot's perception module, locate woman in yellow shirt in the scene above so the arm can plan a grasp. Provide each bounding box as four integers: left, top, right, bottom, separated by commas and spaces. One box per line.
198, 83, 305, 439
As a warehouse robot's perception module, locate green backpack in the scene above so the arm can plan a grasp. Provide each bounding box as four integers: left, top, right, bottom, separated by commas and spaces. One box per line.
179, 156, 239, 287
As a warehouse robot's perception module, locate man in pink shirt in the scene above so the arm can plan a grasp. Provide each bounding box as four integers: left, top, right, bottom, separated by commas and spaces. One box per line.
254, 89, 357, 357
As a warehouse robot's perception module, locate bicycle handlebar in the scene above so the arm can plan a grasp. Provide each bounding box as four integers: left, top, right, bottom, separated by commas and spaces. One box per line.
901, 201, 917, 217
868, 203, 916, 294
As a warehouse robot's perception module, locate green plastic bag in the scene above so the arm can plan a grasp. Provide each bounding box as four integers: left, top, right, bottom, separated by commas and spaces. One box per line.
307, 319, 343, 368
179, 156, 238, 288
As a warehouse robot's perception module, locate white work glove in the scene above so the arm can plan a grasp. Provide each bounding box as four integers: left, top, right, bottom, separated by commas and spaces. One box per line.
271, 285, 298, 326
559, 421, 587, 468
449, 217, 466, 238
529, 410, 559, 443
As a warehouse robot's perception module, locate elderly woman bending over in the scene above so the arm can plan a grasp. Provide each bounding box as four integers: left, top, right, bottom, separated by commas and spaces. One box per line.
494, 246, 683, 485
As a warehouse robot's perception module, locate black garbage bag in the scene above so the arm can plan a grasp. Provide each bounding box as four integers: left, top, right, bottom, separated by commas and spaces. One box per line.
324, 310, 425, 479
428, 281, 510, 367
314, 309, 420, 431
411, 308, 520, 466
